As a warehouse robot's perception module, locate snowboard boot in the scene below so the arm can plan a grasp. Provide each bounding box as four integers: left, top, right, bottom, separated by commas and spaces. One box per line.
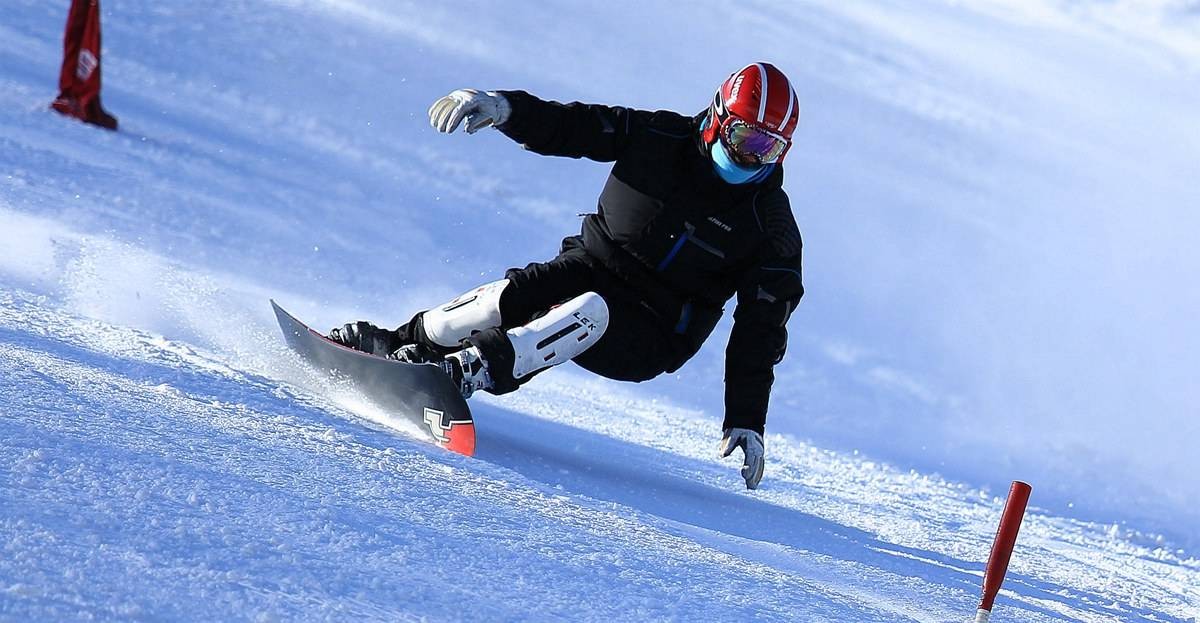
440, 344, 493, 399
328, 321, 402, 356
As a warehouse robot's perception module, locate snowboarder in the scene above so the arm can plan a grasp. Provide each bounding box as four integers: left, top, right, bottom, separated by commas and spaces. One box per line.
331, 62, 803, 489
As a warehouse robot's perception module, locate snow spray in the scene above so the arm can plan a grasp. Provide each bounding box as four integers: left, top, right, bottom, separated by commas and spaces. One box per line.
974, 481, 1032, 622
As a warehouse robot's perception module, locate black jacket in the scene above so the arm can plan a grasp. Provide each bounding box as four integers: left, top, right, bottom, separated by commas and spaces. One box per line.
497, 90, 804, 435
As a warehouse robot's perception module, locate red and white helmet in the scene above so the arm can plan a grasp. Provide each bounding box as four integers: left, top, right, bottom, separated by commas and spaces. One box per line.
701, 62, 800, 165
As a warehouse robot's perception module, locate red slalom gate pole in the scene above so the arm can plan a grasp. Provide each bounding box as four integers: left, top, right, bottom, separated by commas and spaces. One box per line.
50, 0, 118, 130
975, 481, 1032, 622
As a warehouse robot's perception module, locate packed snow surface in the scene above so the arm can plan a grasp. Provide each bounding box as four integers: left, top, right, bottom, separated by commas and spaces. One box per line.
2, 0, 1198, 620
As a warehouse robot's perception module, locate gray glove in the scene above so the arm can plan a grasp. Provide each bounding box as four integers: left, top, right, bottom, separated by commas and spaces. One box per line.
428, 89, 512, 134
719, 428, 765, 489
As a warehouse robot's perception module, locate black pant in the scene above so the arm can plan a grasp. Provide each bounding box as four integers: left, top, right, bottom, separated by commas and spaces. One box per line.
461, 242, 690, 395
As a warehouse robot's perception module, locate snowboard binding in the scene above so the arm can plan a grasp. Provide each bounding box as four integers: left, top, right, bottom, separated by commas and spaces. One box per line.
328, 321, 402, 356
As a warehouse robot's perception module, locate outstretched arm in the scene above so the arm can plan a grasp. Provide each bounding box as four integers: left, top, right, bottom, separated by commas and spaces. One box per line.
492, 90, 645, 162
427, 88, 653, 162
724, 258, 803, 435
720, 191, 804, 488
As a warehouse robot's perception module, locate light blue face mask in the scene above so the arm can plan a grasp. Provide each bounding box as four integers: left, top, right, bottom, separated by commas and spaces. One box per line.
711, 139, 767, 184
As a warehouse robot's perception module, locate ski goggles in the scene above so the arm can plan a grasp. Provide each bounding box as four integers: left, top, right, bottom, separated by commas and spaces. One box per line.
721, 119, 789, 166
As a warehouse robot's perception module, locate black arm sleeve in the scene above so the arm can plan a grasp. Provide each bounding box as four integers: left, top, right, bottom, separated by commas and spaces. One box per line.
495, 90, 646, 162
723, 192, 804, 435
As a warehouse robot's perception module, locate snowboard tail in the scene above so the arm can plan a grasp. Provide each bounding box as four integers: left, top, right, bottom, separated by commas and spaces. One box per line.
271, 300, 475, 456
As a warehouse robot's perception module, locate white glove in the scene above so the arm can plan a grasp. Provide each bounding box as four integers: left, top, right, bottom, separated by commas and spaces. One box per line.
428, 89, 512, 134
719, 428, 765, 489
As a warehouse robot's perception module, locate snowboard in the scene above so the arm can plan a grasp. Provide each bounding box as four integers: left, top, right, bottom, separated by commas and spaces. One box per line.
270, 300, 475, 456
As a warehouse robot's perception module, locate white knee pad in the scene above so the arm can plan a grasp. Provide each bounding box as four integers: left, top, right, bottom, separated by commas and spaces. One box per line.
422, 279, 509, 348
508, 292, 609, 379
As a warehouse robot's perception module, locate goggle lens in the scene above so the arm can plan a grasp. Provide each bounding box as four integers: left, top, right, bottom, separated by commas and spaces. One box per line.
723, 120, 788, 165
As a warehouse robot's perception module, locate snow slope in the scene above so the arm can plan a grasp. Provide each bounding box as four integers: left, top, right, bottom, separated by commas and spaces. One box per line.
2, 0, 1199, 620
